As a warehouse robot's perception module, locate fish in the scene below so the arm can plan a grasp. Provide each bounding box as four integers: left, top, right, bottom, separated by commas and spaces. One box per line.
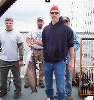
26, 55, 37, 93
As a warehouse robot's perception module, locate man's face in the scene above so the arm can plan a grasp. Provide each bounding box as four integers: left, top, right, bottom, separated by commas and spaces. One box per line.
5, 20, 13, 31
50, 10, 60, 22
37, 20, 44, 29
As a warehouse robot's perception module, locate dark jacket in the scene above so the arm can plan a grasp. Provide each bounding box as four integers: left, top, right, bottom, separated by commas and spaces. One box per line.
42, 17, 74, 63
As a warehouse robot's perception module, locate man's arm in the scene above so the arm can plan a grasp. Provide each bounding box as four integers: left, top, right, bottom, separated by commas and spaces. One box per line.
25, 32, 36, 47
69, 47, 74, 62
73, 32, 80, 50
68, 47, 75, 72
26, 36, 43, 47
17, 43, 24, 66
34, 39, 43, 46
17, 43, 24, 61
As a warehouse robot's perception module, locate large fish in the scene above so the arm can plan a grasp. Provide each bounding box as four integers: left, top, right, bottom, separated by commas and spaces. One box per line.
26, 54, 38, 93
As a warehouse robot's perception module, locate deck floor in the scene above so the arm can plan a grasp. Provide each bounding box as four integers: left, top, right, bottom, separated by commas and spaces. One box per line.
0, 79, 86, 100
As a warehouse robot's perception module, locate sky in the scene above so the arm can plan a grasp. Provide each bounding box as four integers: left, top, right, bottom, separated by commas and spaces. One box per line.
0, 0, 94, 32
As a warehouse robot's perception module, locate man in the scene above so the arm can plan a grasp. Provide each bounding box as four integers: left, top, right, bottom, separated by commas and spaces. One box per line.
64, 17, 80, 100
34, 6, 74, 100
25, 17, 44, 88
0, 18, 23, 99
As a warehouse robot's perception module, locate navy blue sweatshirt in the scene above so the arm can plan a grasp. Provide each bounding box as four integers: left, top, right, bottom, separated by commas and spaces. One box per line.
42, 17, 74, 63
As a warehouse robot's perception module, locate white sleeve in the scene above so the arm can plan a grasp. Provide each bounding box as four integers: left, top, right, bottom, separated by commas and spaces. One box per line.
17, 33, 23, 43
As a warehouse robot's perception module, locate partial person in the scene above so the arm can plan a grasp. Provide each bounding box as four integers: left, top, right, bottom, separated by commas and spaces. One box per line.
63, 16, 80, 100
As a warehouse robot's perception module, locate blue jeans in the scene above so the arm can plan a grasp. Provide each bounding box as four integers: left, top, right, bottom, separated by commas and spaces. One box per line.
65, 64, 72, 95
44, 60, 66, 100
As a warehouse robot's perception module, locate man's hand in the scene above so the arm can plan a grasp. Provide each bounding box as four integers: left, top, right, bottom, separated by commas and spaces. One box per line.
19, 60, 24, 67
34, 39, 43, 46
68, 60, 74, 73
69, 47, 74, 73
